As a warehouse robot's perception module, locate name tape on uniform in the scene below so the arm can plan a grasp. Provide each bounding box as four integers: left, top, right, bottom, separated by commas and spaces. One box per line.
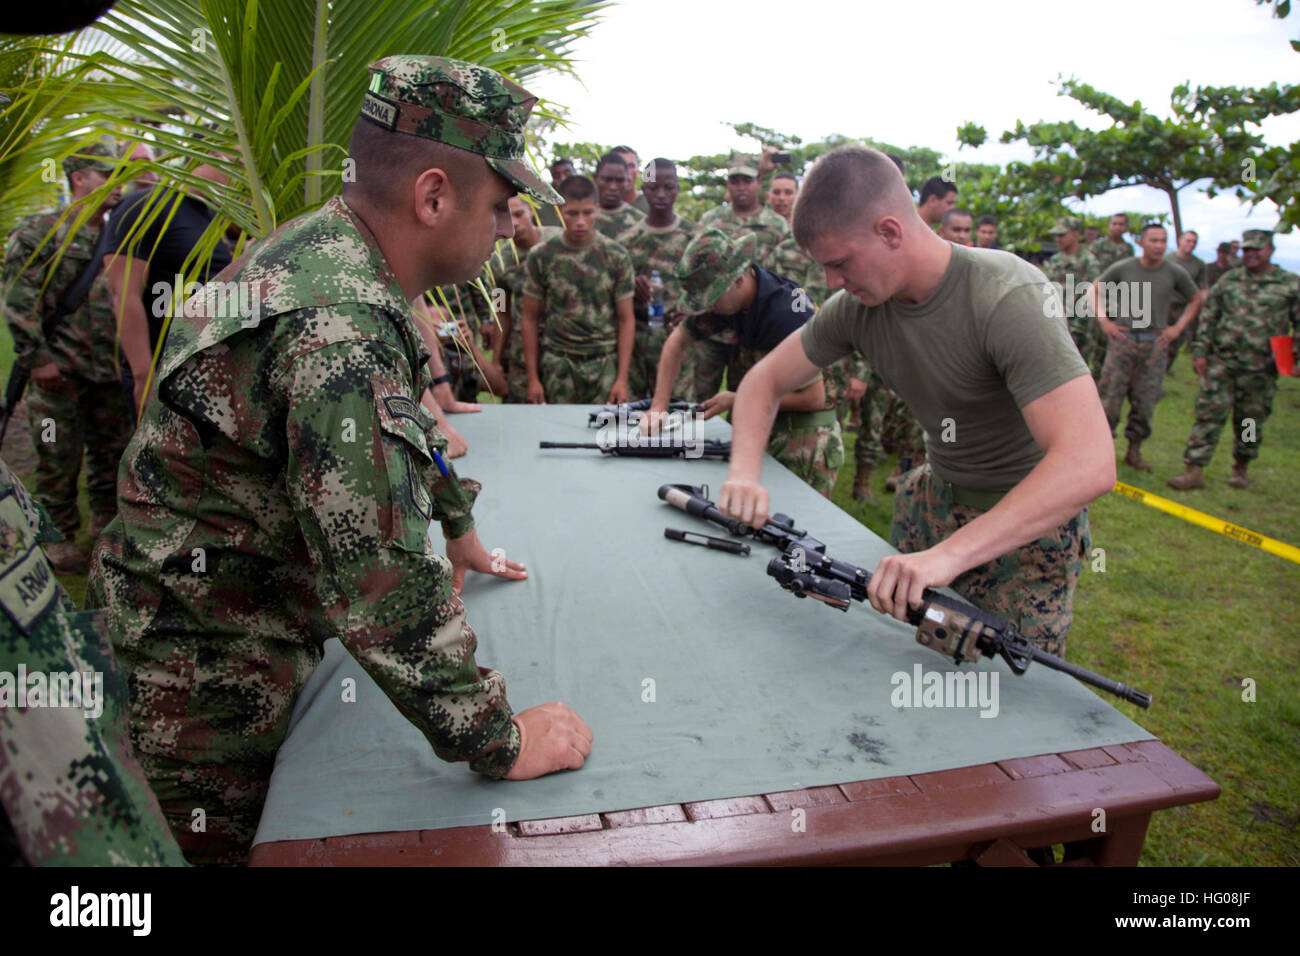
1111, 481, 1300, 566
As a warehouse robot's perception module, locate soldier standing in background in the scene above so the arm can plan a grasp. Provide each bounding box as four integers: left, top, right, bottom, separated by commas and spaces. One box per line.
3, 141, 131, 573
766, 172, 798, 225
1167, 229, 1300, 491
593, 152, 646, 239
1041, 216, 1103, 376
613, 145, 650, 216
1092, 223, 1203, 472
1166, 229, 1208, 372
1205, 240, 1239, 288
916, 176, 957, 229
1089, 213, 1134, 273
695, 157, 790, 400
938, 208, 973, 245
87, 56, 593, 865
523, 175, 636, 404
974, 215, 1000, 249
616, 158, 697, 399
493, 196, 559, 403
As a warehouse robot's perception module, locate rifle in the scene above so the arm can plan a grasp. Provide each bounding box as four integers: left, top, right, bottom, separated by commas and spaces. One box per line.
588, 396, 704, 427
658, 482, 1152, 708
540, 439, 731, 460
0, 220, 113, 443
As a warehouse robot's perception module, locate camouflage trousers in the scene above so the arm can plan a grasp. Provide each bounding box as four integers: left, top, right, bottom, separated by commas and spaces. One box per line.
890, 464, 1089, 656
629, 323, 669, 400
27, 376, 132, 534
1098, 334, 1167, 443
692, 334, 733, 400
503, 337, 528, 404
1069, 318, 1106, 379
769, 410, 845, 497
1182, 362, 1278, 466
541, 349, 616, 404
853, 372, 924, 468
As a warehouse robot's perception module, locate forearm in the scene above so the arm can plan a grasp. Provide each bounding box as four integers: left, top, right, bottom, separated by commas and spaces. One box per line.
726, 360, 782, 481
651, 330, 688, 409
522, 305, 541, 383
614, 306, 635, 383
118, 298, 154, 379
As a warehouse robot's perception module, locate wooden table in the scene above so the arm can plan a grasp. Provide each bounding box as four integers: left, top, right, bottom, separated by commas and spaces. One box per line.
250, 738, 1217, 866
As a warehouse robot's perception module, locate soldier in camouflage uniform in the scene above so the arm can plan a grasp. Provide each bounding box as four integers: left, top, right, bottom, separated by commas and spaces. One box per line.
2, 141, 133, 574
644, 230, 842, 495
694, 158, 791, 400
491, 197, 558, 403
1165, 230, 1208, 372
617, 158, 697, 399
85, 56, 593, 865
1168, 229, 1300, 491
1205, 241, 1241, 289
431, 279, 493, 402
593, 152, 645, 240
1041, 216, 1104, 376
522, 175, 636, 405
0, 456, 187, 866
1088, 212, 1134, 273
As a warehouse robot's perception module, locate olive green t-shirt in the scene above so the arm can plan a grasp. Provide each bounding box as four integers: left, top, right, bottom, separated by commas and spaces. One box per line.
1094, 256, 1199, 330
800, 245, 1088, 491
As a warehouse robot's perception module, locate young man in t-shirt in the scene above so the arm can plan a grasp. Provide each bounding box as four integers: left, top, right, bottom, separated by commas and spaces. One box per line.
1091, 223, 1204, 471
521, 176, 635, 405
717, 146, 1115, 657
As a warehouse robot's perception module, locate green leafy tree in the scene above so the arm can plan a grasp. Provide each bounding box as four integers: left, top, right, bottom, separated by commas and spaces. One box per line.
958, 76, 1285, 237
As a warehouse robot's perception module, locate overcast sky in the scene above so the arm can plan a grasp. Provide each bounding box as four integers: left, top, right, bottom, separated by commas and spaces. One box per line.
527, 0, 1300, 269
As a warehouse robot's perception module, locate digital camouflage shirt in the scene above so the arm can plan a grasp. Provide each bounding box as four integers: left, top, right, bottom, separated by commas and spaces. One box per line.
490, 228, 558, 368
1088, 235, 1135, 273
699, 203, 789, 269
594, 202, 645, 241
0, 457, 186, 866
3, 210, 119, 383
88, 196, 522, 803
1192, 264, 1300, 371
616, 215, 697, 316
523, 230, 635, 356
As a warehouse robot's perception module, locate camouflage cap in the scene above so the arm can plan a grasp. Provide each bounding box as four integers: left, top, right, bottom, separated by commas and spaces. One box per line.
363, 55, 561, 205
726, 155, 758, 179
676, 228, 758, 314
1240, 228, 1274, 249
62, 139, 117, 177
1050, 216, 1084, 236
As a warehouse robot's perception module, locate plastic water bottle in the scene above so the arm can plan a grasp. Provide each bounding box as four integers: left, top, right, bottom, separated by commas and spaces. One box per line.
648, 270, 665, 328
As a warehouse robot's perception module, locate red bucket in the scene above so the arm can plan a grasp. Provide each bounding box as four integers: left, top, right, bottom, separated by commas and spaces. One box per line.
1271, 335, 1295, 377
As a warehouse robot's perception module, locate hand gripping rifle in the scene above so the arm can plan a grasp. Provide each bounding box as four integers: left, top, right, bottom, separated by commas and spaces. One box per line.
658, 482, 1152, 708
587, 396, 704, 427
541, 439, 730, 460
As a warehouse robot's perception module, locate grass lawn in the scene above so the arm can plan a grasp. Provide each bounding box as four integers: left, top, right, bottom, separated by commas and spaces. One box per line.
4, 317, 1296, 865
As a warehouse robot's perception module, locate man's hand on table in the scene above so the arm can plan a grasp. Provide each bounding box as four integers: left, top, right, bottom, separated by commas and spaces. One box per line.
506, 702, 594, 779
434, 380, 481, 414
699, 390, 734, 420
866, 547, 963, 623
445, 527, 527, 594
718, 476, 770, 529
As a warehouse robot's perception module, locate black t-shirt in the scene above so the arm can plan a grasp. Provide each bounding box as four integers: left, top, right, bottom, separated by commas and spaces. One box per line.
684, 266, 812, 352
107, 188, 233, 351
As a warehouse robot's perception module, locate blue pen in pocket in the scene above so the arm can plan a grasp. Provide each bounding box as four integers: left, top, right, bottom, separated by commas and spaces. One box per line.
431, 448, 451, 477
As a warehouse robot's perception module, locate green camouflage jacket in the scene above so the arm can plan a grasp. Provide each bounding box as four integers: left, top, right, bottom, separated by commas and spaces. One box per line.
1088, 236, 1135, 273
523, 231, 634, 356
616, 215, 697, 316
3, 210, 119, 383
490, 229, 558, 368
0, 457, 186, 866
87, 196, 522, 790
699, 203, 789, 268
1192, 264, 1300, 371
594, 203, 645, 240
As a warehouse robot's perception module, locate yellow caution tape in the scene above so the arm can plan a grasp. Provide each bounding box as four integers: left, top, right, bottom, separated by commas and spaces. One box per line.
1112, 481, 1300, 566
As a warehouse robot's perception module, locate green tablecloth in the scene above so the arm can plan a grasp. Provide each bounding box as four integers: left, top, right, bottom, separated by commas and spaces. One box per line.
253, 404, 1151, 844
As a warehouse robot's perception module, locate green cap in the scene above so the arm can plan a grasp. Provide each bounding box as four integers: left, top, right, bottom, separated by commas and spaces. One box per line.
726, 154, 758, 179
1049, 216, 1083, 236
1240, 228, 1273, 250
676, 229, 757, 314
62, 139, 117, 177
363, 55, 561, 205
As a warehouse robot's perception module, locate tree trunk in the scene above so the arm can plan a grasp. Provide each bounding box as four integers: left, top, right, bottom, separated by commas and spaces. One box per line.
1160, 182, 1183, 239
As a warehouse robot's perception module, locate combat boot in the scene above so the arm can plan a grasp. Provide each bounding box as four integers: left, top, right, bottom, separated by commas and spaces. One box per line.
852, 467, 876, 504
1124, 440, 1152, 472
44, 539, 87, 574
1229, 459, 1250, 489
1166, 464, 1204, 491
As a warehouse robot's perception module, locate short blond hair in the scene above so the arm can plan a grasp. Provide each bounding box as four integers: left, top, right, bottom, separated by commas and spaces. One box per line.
792, 145, 913, 249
